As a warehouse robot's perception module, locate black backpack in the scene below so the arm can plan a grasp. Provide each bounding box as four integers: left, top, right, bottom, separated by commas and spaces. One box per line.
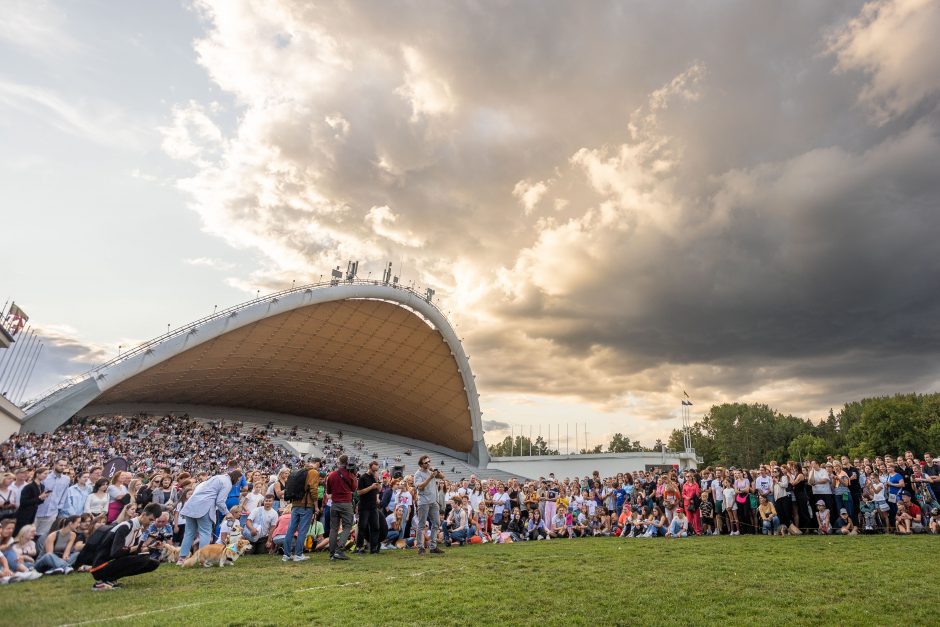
283, 469, 310, 502
76, 523, 117, 568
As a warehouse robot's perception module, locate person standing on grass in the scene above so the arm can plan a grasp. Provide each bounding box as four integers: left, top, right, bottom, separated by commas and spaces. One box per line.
283, 457, 321, 562
326, 455, 357, 561
35, 459, 70, 540
355, 461, 382, 555
89, 503, 163, 591
177, 469, 241, 564
413, 455, 445, 555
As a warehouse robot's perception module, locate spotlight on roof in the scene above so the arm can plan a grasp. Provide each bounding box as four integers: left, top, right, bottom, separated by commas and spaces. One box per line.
425, 288, 435, 303
345, 260, 359, 282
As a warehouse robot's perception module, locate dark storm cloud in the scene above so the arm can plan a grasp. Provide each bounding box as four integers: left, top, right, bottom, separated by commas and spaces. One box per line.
160, 0, 940, 422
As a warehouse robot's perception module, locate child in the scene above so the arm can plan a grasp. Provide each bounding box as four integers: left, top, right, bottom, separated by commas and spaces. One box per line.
699, 491, 715, 535
859, 494, 877, 532
723, 479, 738, 535
815, 500, 831, 534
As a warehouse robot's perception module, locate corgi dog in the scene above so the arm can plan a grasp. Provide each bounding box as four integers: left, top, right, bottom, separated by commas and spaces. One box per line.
182, 538, 251, 568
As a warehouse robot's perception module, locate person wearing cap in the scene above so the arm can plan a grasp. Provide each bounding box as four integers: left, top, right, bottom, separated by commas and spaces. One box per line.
834, 508, 856, 535
815, 499, 831, 534
283, 457, 321, 562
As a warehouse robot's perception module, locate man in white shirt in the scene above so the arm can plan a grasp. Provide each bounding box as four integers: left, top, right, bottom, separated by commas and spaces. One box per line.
492, 486, 510, 526
755, 467, 773, 499
244, 495, 278, 553
178, 469, 241, 562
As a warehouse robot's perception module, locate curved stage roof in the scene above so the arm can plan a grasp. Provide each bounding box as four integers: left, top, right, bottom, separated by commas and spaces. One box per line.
21, 282, 487, 465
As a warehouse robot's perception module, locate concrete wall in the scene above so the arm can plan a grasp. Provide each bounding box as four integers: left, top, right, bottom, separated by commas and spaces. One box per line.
488, 451, 699, 479
0, 395, 25, 441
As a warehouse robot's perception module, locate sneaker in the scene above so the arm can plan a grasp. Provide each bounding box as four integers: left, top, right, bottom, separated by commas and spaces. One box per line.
92, 581, 114, 591
282, 554, 291, 562
330, 552, 350, 561
106, 581, 122, 588
417, 548, 425, 555
19, 570, 43, 581
429, 547, 445, 555
292, 555, 309, 562
47, 567, 65, 575
63, 567, 74, 575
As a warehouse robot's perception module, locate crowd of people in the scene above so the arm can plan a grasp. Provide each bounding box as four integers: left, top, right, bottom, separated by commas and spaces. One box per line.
2, 413, 939, 589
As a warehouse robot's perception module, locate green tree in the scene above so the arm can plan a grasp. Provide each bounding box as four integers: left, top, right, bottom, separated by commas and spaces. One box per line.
606, 433, 644, 453
788, 434, 828, 462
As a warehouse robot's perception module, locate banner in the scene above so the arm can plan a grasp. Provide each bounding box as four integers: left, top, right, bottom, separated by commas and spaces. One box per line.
103, 456, 129, 479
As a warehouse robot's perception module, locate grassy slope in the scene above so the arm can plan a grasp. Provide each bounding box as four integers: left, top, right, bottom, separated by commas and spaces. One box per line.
0, 536, 937, 626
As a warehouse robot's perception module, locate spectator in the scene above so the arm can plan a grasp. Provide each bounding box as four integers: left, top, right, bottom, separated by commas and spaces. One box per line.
14, 468, 48, 536
35, 459, 70, 539
244, 495, 277, 554
35, 515, 80, 574
89, 503, 163, 590
757, 495, 781, 535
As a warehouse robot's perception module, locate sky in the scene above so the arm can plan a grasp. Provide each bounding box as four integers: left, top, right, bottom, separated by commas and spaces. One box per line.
2, 0, 940, 450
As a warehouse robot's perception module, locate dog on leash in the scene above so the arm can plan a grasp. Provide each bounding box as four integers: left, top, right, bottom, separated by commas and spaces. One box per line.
181, 538, 251, 568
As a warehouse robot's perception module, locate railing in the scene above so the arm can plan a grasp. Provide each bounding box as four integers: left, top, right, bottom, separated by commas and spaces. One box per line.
22, 279, 449, 410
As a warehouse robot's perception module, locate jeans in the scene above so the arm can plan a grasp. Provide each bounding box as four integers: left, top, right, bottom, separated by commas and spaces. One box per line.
448, 528, 469, 544
328, 502, 354, 555
284, 507, 314, 557
35, 553, 70, 573
180, 514, 214, 558
385, 530, 400, 544
415, 502, 440, 550
762, 516, 781, 534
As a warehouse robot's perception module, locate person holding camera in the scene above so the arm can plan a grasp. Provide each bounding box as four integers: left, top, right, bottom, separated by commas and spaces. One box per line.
326, 454, 357, 561
355, 461, 382, 554
413, 455, 445, 555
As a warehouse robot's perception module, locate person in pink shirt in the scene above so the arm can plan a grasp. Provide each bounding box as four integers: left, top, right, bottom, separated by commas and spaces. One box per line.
682, 471, 702, 535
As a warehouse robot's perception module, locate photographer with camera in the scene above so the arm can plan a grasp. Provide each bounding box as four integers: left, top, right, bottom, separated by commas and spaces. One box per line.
355, 460, 382, 554
414, 455, 445, 555
325, 455, 357, 561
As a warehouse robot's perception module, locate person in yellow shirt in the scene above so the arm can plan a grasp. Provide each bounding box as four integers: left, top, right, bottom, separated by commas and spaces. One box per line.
757, 495, 781, 535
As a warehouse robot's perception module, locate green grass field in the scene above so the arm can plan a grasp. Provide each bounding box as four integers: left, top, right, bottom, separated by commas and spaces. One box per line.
1, 536, 937, 626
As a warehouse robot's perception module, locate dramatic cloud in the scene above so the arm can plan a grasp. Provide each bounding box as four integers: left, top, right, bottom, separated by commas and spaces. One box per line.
157, 0, 940, 441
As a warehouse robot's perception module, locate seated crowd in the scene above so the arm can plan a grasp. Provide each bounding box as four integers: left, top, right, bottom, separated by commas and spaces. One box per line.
1, 413, 939, 587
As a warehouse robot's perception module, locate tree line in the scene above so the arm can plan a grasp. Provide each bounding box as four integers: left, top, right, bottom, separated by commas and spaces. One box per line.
488, 392, 940, 466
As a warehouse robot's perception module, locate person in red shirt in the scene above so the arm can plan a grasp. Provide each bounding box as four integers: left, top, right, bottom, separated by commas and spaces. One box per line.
900, 492, 923, 532
325, 455, 357, 561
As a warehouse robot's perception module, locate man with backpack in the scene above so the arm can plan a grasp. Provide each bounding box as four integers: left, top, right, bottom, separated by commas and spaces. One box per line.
282, 457, 321, 562
88, 503, 163, 590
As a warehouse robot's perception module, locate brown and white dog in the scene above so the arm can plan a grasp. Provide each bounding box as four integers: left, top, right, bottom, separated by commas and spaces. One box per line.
181, 538, 251, 568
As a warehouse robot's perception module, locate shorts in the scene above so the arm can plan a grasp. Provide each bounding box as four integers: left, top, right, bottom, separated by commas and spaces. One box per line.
714, 501, 724, 514
875, 501, 889, 512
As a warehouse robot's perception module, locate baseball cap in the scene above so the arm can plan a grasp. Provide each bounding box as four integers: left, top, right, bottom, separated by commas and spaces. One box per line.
816, 499, 825, 506
839, 508, 847, 514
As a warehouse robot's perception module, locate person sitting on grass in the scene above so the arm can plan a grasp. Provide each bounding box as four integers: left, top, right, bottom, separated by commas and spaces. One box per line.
757, 495, 781, 536
11, 525, 38, 571
0, 518, 42, 583
35, 515, 80, 574
89, 503, 163, 591
929, 508, 940, 534
527, 510, 548, 540
572, 505, 589, 538
244, 495, 278, 554
895, 502, 912, 535
859, 494, 878, 532
217, 505, 243, 547
665, 509, 688, 538
505, 508, 525, 542
270, 504, 293, 555
643, 506, 666, 538
815, 500, 832, 535
900, 493, 924, 533
550, 509, 569, 538
834, 509, 857, 535
445, 497, 470, 546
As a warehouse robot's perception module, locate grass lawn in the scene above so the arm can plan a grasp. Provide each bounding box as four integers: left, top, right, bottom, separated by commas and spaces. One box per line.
1, 535, 937, 626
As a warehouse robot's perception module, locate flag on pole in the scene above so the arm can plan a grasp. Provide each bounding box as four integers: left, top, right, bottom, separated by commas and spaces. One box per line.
4, 303, 28, 336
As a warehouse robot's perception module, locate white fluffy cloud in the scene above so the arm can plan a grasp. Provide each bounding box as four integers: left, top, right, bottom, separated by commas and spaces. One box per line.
155, 0, 940, 440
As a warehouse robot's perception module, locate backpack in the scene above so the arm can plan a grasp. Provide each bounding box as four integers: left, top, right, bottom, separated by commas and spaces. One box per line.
77, 523, 117, 568
283, 469, 310, 502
